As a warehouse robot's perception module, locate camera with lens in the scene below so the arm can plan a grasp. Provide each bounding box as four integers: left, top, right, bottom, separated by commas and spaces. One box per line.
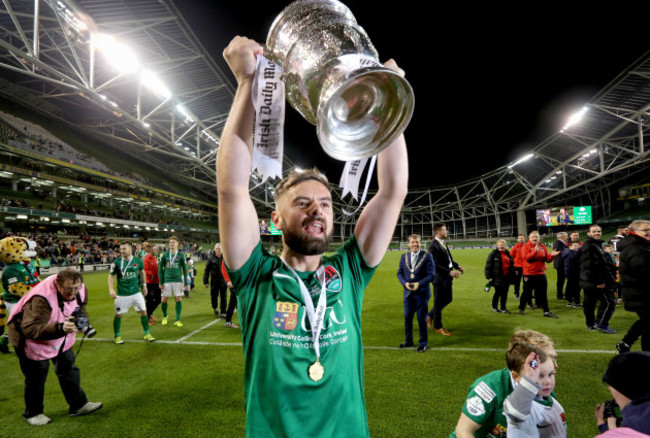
603, 399, 622, 427
71, 307, 97, 338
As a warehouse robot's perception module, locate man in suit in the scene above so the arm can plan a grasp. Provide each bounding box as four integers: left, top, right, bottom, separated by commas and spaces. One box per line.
397, 234, 435, 352
427, 224, 464, 336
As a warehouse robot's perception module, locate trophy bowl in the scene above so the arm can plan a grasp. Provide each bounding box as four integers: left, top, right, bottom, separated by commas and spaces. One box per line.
265, 0, 414, 161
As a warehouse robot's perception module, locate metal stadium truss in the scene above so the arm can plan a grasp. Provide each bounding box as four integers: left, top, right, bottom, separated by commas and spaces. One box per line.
398, 51, 650, 240
0, 1, 648, 240
0, 0, 239, 204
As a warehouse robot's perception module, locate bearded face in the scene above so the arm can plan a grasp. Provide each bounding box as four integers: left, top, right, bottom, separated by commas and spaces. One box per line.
282, 215, 333, 255
273, 180, 334, 256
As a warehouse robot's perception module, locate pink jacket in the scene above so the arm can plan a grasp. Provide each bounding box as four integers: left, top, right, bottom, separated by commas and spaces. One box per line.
596, 428, 650, 438
8, 274, 86, 360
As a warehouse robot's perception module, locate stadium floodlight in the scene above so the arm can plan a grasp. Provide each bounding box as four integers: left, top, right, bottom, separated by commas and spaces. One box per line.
507, 153, 534, 169
40, 217, 49, 221
94, 33, 139, 73
142, 121, 151, 128
560, 106, 589, 132
62, 219, 71, 223
141, 70, 171, 100
16, 215, 28, 220
176, 105, 193, 122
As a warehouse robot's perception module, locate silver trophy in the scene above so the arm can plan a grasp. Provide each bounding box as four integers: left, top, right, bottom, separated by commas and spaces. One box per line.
265, 0, 414, 161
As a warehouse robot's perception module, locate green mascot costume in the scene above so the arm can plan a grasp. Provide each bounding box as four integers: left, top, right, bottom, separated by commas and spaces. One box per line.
0, 236, 40, 353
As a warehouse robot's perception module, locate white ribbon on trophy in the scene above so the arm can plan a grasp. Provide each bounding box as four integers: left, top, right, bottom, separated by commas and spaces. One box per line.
251, 55, 285, 182
339, 155, 377, 216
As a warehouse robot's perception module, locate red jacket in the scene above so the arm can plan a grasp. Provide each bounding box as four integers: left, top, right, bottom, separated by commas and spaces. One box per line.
510, 243, 525, 268
522, 241, 554, 276
143, 254, 159, 284
221, 260, 231, 284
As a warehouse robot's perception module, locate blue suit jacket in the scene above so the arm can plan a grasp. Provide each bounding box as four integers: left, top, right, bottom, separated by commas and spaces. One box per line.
397, 250, 435, 299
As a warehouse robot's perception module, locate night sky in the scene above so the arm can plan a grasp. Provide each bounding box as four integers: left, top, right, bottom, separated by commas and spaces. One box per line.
174, 2, 649, 188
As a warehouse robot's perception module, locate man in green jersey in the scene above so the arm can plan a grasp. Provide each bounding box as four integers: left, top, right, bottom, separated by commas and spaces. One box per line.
218, 36, 408, 437
158, 236, 187, 327
108, 242, 154, 344
135, 242, 148, 260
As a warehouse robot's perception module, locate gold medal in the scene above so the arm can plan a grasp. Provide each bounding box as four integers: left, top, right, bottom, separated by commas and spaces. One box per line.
308, 359, 325, 382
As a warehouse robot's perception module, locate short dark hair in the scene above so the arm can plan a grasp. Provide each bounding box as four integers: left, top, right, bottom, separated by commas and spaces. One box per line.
56, 269, 83, 286
274, 168, 330, 202
433, 224, 446, 234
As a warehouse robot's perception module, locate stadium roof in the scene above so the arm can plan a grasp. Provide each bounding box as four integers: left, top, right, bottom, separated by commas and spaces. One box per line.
0, 0, 243, 203
399, 50, 650, 233
0, 1, 649, 235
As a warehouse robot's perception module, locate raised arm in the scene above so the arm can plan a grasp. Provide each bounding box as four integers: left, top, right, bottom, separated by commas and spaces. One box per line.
354, 60, 408, 266
218, 36, 264, 270
354, 131, 408, 267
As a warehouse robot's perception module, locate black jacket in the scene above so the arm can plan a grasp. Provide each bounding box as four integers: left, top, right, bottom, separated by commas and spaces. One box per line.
580, 237, 616, 289
203, 254, 226, 288
552, 240, 568, 269
484, 249, 514, 286
428, 239, 460, 283
618, 234, 650, 312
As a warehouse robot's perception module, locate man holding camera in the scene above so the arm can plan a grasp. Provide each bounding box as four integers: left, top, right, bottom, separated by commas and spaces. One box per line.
7, 269, 103, 426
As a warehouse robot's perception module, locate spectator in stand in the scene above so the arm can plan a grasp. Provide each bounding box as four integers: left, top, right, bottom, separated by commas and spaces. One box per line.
518, 231, 561, 318
510, 234, 526, 300
581, 225, 617, 334
553, 232, 568, 300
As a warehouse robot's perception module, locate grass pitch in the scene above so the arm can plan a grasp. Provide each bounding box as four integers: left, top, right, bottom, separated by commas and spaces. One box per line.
1, 249, 635, 437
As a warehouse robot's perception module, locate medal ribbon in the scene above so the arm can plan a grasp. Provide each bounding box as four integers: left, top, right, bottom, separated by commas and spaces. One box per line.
251, 55, 285, 182
169, 251, 178, 268
281, 259, 328, 360
120, 256, 133, 277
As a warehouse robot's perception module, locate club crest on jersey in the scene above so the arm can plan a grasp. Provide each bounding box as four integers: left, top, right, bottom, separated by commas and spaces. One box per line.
273, 302, 299, 330
324, 265, 341, 293
490, 424, 507, 437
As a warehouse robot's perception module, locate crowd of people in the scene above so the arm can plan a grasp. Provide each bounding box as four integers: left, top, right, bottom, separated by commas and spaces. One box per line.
478, 222, 650, 355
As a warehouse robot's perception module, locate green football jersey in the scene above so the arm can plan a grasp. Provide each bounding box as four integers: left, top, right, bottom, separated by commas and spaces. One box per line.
450, 368, 513, 438
228, 237, 376, 438
110, 256, 144, 296
158, 251, 187, 284
1, 262, 40, 303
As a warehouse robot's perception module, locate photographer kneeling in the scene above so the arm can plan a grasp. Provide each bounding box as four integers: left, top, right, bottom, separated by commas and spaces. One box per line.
595, 352, 650, 437
8, 269, 102, 426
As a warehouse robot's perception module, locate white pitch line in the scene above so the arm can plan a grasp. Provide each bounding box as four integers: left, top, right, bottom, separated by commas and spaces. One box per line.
176, 318, 221, 342
84, 337, 616, 354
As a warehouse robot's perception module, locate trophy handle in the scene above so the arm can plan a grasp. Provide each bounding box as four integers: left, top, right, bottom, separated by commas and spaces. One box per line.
261, 44, 283, 66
